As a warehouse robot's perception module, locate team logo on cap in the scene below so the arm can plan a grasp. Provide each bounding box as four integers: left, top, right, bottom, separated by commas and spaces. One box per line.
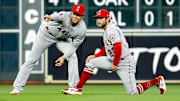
76, 6, 80, 11
98, 10, 101, 15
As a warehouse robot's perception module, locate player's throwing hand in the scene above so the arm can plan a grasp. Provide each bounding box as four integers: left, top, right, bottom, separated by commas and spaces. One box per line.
44, 14, 52, 22
55, 56, 65, 67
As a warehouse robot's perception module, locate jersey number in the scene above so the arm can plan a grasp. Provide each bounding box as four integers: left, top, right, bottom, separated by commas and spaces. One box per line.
108, 47, 114, 57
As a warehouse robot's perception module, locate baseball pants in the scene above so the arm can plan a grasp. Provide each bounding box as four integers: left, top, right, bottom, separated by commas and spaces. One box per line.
86, 56, 139, 94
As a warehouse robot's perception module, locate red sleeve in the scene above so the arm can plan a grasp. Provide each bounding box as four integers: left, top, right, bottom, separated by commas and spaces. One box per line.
94, 46, 106, 57
113, 42, 122, 66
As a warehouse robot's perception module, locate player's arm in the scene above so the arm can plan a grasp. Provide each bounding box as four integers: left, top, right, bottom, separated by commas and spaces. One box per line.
63, 25, 87, 59
113, 42, 122, 66
44, 11, 67, 22
85, 46, 106, 63
111, 42, 122, 71
56, 25, 86, 67
55, 44, 79, 67
107, 29, 122, 71
64, 37, 85, 58
50, 11, 67, 21
55, 36, 85, 67
94, 46, 106, 57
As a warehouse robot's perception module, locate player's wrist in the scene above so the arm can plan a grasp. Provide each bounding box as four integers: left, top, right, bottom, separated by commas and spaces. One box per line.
93, 55, 97, 58
112, 63, 117, 67
62, 55, 65, 58
94, 54, 100, 57
62, 55, 66, 59
111, 64, 117, 71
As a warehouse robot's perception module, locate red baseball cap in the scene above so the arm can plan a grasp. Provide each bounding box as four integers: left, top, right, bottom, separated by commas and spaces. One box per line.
71, 4, 85, 16
93, 9, 110, 18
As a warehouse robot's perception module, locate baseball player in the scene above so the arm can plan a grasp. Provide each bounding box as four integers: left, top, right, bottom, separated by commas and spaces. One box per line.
10, 4, 87, 95
61, 9, 166, 95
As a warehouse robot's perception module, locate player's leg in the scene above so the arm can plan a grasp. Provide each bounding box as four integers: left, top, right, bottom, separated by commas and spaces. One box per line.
56, 41, 79, 87
136, 78, 158, 94
11, 29, 56, 95
116, 70, 139, 95
117, 56, 166, 95
127, 55, 166, 94
62, 56, 112, 95
136, 76, 166, 94
67, 53, 79, 87
117, 68, 166, 95
116, 55, 139, 95
76, 56, 112, 88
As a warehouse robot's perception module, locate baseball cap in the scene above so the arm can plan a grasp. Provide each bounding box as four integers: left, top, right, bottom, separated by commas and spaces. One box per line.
71, 4, 85, 16
93, 9, 109, 18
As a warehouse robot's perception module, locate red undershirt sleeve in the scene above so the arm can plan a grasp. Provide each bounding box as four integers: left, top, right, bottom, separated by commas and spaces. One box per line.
94, 46, 106, 57
113, 42, 122, 66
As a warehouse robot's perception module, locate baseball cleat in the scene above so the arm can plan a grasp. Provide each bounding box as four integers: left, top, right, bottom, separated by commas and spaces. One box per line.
61, 89, 68, 93
61, 88, 73, 94
10, 89, 21, 95
62, 87, 82, 95
156, 76, 166, 95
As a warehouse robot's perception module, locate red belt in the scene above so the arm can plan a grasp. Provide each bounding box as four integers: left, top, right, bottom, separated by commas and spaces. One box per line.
120, 58, 124, 60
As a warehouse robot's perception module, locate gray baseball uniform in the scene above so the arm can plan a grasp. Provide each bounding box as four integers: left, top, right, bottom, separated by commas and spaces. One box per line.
86, 22, 138, 94
13, 11, 87, 91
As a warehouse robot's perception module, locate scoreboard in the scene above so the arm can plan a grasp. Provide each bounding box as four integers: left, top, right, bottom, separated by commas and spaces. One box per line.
44, 0, 180, 29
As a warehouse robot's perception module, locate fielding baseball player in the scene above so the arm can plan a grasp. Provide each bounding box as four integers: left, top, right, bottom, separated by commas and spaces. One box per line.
10, 4, 87, 95
61, 9, 166, 95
